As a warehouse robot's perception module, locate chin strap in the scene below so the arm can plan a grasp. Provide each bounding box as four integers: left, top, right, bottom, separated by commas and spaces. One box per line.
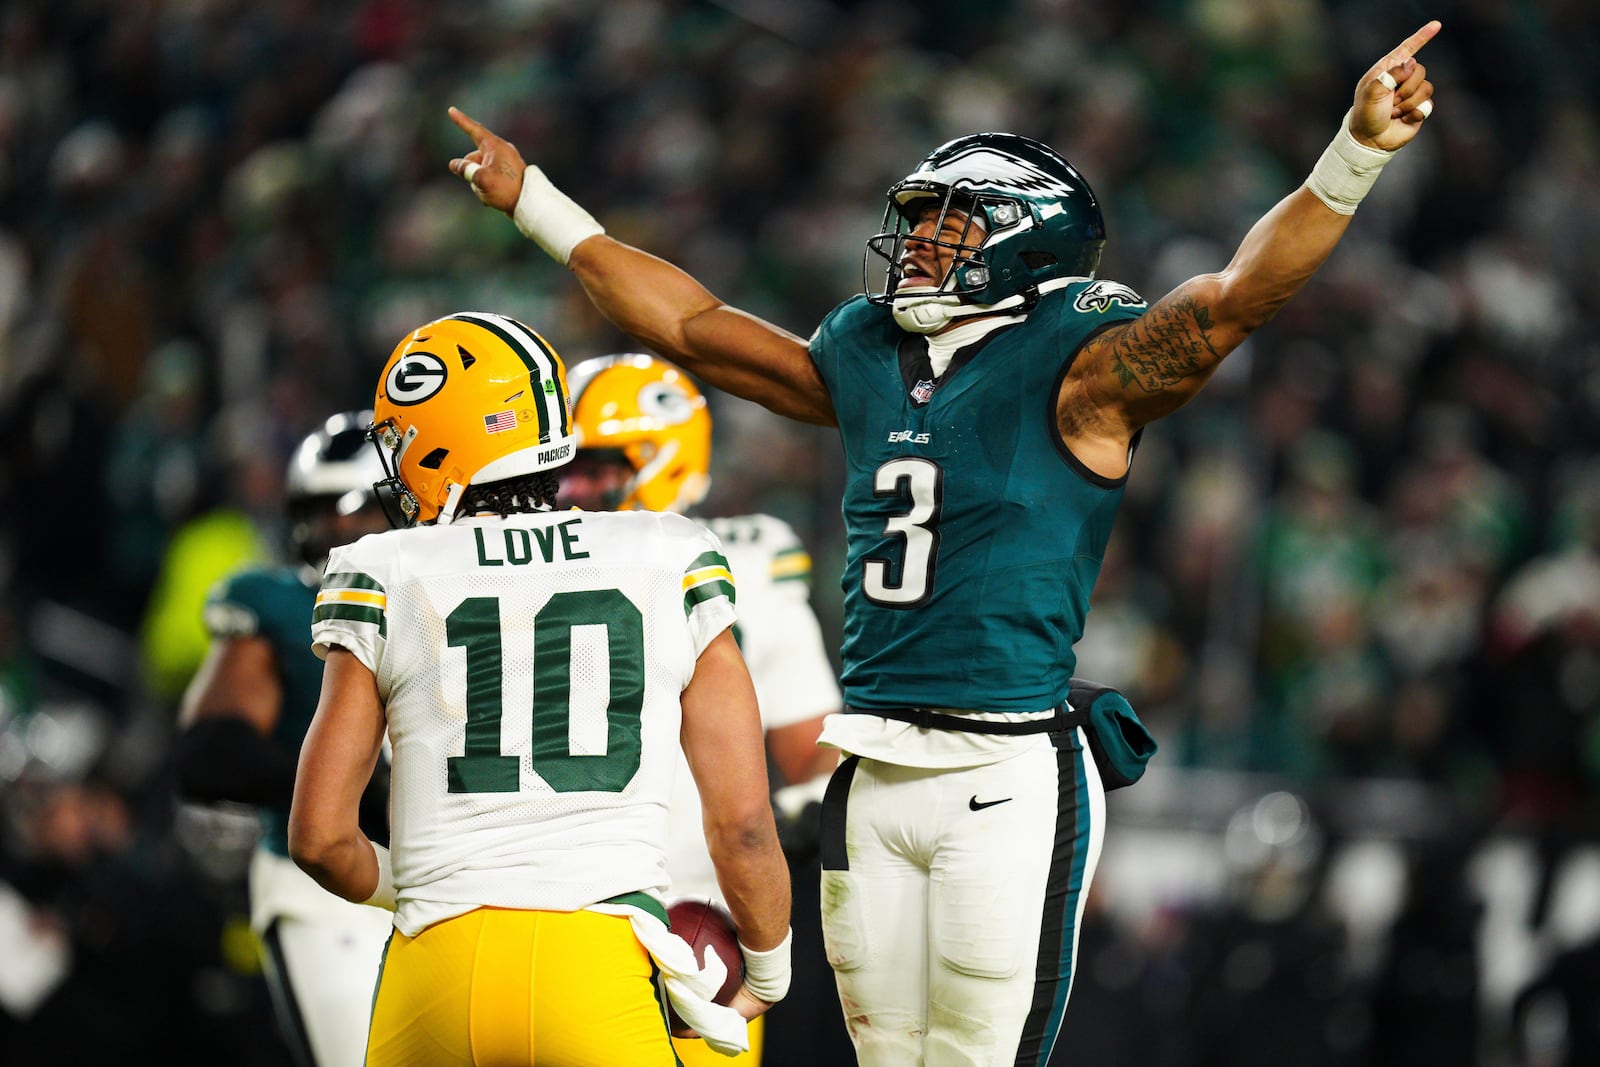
891, 292, 964, 334
890, 287, 1038, 335
435, 481, 465, 525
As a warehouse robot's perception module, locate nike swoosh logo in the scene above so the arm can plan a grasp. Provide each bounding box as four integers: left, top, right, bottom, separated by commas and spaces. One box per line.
968, 796, 1012, 811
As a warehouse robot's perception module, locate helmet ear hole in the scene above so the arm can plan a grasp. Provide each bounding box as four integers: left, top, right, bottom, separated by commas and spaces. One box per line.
419, 447, 449, 470
1021, 251, 1056, 269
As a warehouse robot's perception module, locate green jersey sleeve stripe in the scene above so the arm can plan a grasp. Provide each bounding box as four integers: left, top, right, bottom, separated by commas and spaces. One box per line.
683, 579, 736, 617
313, 602, 388, 638
687, 550, 731, 574
321, 571, 385, 593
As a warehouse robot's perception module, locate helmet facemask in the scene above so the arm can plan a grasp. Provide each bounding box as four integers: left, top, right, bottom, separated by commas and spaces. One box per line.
367, 418, 423, 529
865, 187, 1006, 296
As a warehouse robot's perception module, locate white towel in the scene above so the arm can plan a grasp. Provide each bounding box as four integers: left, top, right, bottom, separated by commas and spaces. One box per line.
587, 901, 749, 1056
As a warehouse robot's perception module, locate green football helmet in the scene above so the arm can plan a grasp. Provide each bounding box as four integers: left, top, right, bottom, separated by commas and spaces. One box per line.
864, 133, 1107, 332
285, 409, 389, 567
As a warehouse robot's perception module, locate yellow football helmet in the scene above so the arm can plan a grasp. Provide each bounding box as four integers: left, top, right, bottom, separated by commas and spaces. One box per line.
370, 312, 574, 525
565, 353, 711, 513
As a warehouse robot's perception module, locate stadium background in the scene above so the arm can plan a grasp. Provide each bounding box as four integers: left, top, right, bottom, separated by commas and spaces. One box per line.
0, 0, 1597, 1063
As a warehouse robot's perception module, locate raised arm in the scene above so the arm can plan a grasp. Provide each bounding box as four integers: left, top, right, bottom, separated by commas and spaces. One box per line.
447, 108, 835, 426
1059, 20, 1440, 477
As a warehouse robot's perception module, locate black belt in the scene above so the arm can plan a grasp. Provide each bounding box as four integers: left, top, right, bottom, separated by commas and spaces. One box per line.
843, 703, 1087, 735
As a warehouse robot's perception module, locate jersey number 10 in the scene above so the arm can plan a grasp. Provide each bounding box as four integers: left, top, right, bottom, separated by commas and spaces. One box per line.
444, 590, 644, 795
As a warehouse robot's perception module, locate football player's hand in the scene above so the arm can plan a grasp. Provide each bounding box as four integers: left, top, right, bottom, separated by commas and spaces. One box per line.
729, 985, 776, 1022
668, 988, 773, 1040
1350, 20, 1439, 152
447, 106, 526, 214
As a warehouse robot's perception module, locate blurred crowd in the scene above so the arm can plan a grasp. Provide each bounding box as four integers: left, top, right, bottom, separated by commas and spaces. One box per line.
0, 0, 1597, 1063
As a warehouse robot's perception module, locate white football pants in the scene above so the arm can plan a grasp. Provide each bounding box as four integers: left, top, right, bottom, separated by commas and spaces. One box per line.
819, 729, 1104, 1066
251, 848, 395, 1067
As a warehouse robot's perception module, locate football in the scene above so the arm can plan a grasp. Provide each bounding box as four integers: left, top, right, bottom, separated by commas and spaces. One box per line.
665, 897, 744, 1029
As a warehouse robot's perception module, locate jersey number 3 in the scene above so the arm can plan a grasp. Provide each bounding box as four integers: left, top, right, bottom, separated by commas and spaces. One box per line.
445, 590, 644, 794
863, 457, 942, 607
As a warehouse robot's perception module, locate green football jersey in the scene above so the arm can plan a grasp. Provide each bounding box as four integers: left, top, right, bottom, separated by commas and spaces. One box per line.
809, 281, 1146, 713
201, 565, 322, 856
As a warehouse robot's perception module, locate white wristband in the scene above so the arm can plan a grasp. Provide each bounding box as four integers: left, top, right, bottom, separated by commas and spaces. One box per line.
1304, 110, 1398, 216
513, 165, 605, 265
361, 842, 397, 911
738, 929, 793, 1004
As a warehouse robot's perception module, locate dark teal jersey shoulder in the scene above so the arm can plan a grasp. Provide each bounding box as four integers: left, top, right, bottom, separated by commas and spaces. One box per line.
203, 565, 321, 855
809, 281, 1145, 712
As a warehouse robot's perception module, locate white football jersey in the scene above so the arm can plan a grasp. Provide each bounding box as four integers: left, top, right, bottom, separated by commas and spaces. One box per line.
665, 513, 841, 901
311, 510, 736, 938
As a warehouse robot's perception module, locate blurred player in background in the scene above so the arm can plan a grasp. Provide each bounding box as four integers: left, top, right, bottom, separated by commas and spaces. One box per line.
287, 312, 791, 1066
560, 352, 848, 1066
448, 18, 1440, 1065
176, 412, 394, 1067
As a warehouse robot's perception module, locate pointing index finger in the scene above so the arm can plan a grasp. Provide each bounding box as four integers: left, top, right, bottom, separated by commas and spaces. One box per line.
1387, 19, 1442, 68
447, 106, 490, 145
1363, 19, 1442, 84
1396, 19, 1442, 59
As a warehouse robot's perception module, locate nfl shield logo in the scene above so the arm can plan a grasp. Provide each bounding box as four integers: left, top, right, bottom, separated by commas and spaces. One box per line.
910, 379, 936, 404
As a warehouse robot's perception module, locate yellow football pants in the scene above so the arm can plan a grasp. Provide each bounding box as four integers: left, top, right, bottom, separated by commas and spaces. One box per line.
365, 907, 680, 1067
672, 1013, 763, 1066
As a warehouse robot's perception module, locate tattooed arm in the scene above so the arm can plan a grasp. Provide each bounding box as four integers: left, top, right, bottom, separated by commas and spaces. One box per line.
1057, 184, 1353, 478
1058, 21, 1441, 478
